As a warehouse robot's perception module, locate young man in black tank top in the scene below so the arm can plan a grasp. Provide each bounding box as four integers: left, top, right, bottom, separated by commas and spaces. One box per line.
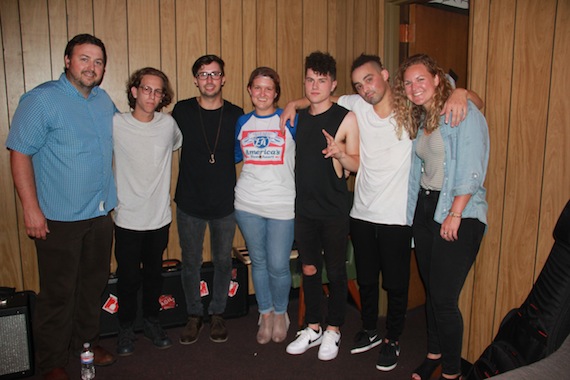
286, 51, 359, 361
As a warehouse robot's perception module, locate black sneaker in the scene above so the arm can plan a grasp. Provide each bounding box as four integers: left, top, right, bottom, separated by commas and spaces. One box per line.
210, 314, 228, 343
117, 323, 136, 356
143, 318, 173, 349
376, 339, 400, 371
350, 329, 382, 354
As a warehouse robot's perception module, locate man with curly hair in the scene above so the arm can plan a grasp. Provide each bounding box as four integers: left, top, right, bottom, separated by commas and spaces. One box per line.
113, 67, 182, 356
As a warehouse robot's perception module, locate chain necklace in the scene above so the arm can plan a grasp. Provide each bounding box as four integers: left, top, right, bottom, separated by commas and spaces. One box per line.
197, 100, 224, 164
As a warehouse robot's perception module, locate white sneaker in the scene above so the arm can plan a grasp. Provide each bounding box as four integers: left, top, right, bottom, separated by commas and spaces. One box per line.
286, 327, 323, 355
318, 330, 341, 361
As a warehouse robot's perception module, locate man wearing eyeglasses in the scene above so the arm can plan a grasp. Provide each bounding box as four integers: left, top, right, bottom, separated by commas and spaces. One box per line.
112, 67, 182, 356
172, 55, 244, 345
6, 34, 117, 380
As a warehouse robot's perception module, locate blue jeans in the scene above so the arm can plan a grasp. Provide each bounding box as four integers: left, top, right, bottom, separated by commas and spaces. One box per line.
177, 208, 236, 316
235, 209, 294, 315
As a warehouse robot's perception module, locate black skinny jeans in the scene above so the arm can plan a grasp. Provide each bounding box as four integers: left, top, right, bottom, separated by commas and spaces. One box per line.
350, 218, 412, 339
413, 190, 485, 375
295, 214, 349, 327
115, 224, 170, 324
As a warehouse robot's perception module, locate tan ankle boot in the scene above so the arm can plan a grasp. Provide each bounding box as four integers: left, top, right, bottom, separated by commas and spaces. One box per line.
257, 312, 274, 344
272, 313, 290, 343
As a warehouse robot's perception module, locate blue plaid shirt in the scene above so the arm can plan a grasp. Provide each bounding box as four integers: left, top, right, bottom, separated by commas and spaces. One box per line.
6, 73, 118, 221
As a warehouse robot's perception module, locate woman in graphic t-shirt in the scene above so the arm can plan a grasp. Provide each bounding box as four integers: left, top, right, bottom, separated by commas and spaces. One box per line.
234, 67, 297, 344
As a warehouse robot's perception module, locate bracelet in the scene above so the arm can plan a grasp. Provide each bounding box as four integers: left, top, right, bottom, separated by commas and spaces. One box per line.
448, 211, 462, 218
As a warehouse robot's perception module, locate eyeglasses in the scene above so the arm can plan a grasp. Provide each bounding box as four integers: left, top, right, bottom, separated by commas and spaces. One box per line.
139, 85, 165, 98
195, 71, 223, 80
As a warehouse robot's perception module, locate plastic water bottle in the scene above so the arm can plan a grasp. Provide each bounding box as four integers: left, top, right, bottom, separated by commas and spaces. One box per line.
80, 342, 95, 379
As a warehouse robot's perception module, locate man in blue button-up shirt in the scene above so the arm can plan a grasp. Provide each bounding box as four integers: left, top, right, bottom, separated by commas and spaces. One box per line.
6, 34, 118, 379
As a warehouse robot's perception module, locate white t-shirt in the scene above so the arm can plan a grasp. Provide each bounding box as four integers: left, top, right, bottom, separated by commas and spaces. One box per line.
338, 94, 411, 226
113, 112, 183, 230
234, 110, 295, 220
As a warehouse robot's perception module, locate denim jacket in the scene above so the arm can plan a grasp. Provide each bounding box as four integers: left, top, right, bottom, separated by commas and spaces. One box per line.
407, 101, 490, 226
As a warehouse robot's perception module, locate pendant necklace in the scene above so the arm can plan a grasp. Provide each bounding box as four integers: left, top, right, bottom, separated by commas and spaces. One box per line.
197, 100, 224, 164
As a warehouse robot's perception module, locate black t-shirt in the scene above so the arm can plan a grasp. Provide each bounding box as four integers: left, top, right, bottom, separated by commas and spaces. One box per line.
295, 103, 351, 219
172, 98, 243, 219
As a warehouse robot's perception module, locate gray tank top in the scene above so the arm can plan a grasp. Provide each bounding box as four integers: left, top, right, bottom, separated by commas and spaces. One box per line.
416, 128, 445, 191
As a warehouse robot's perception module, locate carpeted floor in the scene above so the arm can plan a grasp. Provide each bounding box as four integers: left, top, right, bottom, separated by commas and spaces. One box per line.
31, 297, 434, 379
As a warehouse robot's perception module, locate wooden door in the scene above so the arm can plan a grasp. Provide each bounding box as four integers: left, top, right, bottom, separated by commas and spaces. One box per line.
400, 3, 469, 88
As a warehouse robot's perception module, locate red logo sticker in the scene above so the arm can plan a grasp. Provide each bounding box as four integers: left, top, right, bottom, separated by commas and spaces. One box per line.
228, 281, 239, 297
102, 294, 119, 314
200, 280, 210, 297
159, 294, 176, 310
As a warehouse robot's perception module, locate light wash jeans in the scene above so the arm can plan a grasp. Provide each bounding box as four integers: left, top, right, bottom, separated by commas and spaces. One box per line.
177, 208, 236, 316
235, 209, 294, 314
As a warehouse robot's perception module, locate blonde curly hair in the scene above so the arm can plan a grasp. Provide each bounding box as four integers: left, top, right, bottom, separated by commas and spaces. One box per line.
393, 54, 452, 139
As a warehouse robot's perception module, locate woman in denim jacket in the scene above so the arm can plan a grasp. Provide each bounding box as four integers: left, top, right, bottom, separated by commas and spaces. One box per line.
393, 54, 490, 380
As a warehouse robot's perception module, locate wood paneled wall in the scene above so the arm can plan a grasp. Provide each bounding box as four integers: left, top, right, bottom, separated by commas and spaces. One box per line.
1, 0, 569, 362
464, 0, 570, 360
0, 0, 384, 289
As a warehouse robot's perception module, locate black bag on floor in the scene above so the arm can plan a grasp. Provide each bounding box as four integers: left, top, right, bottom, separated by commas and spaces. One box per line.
466, 199, 570, 379
468, 339, 525, 378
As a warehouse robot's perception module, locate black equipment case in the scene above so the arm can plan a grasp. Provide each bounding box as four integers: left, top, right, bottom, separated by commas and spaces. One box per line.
100, 258, 248, 336
465, 199, 570, 379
